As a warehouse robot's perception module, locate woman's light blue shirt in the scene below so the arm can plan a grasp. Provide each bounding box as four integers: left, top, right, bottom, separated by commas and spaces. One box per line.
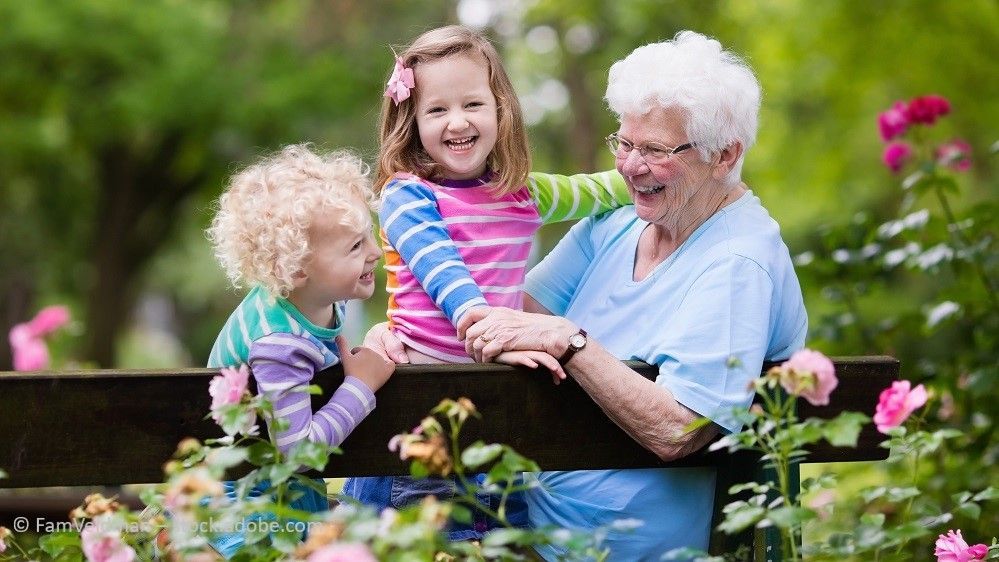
524, 192, 807, 561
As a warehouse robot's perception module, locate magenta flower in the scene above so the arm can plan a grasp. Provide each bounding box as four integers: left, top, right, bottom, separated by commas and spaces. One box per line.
307, 543, 378, 562
778, 349, 838, 406
877, 101, 909, 141
905, 94, 951, 125
935, 529, 988, 561
8, 305, 71, 371
882, 142, 913, 173
81, 523, 136, 562
873, 380, 928, 433
936, 139, 973, 172
27, 305, 71, 336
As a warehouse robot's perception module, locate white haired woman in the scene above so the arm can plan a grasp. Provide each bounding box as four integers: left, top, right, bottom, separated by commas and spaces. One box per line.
374, 31, 808, 559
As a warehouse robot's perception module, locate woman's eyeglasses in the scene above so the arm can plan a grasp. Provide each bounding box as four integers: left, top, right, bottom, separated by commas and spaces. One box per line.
605, 133, 697, 165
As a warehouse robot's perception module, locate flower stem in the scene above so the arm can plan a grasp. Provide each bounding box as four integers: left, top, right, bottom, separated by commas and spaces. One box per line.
933, 183, 999, 310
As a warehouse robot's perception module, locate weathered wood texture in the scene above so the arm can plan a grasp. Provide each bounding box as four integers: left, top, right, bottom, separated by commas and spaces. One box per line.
0, 356, 897, 488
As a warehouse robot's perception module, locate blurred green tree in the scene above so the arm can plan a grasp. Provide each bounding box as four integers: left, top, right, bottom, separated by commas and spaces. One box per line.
0, 0, 451, 367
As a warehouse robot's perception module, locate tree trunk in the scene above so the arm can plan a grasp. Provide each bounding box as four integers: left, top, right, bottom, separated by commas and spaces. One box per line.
83, 136, 205, 367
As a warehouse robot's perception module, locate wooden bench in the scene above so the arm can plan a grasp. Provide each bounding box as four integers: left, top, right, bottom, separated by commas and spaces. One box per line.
0, 356, 897, 559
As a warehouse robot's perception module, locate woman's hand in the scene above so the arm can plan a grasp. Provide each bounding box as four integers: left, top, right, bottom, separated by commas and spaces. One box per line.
457, 307, 579, 362
362, 322, 410, 364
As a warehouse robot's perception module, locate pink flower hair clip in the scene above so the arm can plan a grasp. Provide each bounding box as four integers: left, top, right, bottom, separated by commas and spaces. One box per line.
385, 57, 415, 105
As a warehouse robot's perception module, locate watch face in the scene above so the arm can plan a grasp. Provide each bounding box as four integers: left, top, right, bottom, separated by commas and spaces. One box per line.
569, 334, 586, 348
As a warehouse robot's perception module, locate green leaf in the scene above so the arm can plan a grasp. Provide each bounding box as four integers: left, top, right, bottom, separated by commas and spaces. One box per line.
718, 505, 766, 534
460, 442, 503, 469
764, 506, 817, 529
822, 412, 870, 447
268, 462, 296, 487
409, 460, 429, 478
483, 528, 530, 546
860, 512, 886, 527
246, 441, 278, 466
683, 416, 714, 433
956, 502, 982, 520
450, 503, 473, 524
39, 532, 82, 557
289, 440, 332, 470
973, 487, 998, 501
206, 446, 248, 469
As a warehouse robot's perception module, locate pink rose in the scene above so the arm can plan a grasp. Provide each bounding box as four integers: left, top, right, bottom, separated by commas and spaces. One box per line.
906, 94, 951, 125
935, 529, 987, 561
935, 139, 973, 172
874, 380, 928, 433
877, 101, 909, 141
307, 543, 378, 562
882, 142, 913, 173
209, 365, 250, 414
26, 305, 71, 337
778, 349, 838, 406
8, 305, 71, 371
81, 524, 136, 562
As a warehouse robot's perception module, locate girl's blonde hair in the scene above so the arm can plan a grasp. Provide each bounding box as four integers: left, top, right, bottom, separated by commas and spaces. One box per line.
376, 25, 530, 196
207, 144, 375, 299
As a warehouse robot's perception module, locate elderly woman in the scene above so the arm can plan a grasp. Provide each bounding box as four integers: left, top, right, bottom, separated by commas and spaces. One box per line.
450, 31, 809, 559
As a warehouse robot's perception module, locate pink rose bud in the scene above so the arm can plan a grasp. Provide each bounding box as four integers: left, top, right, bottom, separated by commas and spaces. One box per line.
905, 94, 951, 125
9, 325, 51, 371
27, 305, 71, 337
209, 365, 251, 420
935, 139, 973, 172
965, 544, 988, 560
877, 101, 909, 141
779, 349, 838, 406
882, 142, 913, 173
874, 380, 928, 434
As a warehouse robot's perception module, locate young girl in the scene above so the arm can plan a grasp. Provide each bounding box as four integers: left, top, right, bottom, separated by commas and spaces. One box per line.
344, 25, 630, 539
206, 144, 394, 557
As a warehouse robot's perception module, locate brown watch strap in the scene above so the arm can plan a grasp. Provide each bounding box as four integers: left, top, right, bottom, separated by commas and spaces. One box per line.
558, 329, 587, 365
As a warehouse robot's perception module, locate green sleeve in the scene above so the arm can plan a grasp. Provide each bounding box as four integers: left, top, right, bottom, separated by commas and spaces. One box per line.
527, 170, 631, 224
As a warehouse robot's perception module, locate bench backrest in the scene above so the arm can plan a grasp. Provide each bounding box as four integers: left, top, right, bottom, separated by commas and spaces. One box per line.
0, 356, 897, 488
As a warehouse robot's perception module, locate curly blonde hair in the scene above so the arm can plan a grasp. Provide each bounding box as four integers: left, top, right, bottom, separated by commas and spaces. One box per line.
376, 25, 530, 195
207, 144, 375, 298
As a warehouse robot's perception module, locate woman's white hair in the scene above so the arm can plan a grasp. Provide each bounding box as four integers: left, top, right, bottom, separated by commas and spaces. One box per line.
605, 30, 761, 184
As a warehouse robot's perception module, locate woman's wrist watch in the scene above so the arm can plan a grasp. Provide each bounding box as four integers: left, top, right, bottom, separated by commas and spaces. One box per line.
558, 329, 587, 365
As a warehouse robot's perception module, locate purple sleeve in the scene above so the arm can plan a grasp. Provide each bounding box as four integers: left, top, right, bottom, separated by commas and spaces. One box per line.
248, 333, 376, 454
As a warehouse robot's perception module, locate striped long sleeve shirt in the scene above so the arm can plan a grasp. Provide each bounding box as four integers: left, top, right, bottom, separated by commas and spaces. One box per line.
208, 286, 375, 453
381, 170, 629, 362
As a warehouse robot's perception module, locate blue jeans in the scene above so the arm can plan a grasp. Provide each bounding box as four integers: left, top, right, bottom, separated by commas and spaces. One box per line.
210, 479, 328, 559
342, 474, 529, 541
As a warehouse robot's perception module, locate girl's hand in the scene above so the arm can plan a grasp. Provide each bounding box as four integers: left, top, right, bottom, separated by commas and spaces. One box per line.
337, 335, 395, 392
495, 350, 567, 385
362, 322, 410, 364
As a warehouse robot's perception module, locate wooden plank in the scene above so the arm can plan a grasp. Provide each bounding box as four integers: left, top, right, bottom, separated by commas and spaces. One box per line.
0, 357, 897, 488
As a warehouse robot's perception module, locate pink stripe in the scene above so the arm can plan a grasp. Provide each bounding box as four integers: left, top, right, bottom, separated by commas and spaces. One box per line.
386, 182, 539, 360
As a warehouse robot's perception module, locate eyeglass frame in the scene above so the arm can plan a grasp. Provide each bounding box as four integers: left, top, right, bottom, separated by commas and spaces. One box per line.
605, 133, 697, 164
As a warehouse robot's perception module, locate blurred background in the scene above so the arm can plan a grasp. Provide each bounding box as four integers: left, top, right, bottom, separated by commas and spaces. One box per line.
2, 0, 996, 551
2, 0, 994, 370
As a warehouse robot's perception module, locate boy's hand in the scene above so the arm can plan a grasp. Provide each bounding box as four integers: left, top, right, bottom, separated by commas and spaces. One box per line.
337, 335, 395, 392
495, 350, 567, 385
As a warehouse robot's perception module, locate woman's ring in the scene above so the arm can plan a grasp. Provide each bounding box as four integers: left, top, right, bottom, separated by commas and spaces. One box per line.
478, 335, 491, 342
